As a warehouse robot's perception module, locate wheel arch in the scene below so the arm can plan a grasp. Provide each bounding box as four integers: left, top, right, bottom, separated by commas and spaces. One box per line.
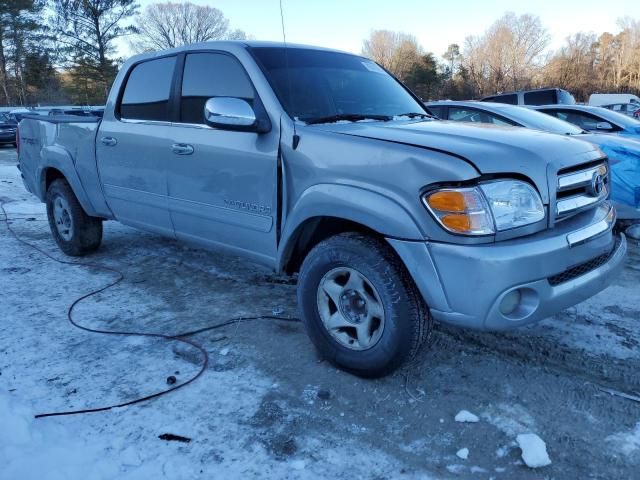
37, 146, 98, 217
277, 184, 425, 274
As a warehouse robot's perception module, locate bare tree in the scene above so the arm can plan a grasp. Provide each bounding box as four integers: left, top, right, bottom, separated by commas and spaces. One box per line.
542, 20, 640, 101
130, 2, 246, 53
462, 12, 550, 95
543, 33, 598, 101
362, 30, 442, 99
443, 43, 460, 78
362, 30, 426, 79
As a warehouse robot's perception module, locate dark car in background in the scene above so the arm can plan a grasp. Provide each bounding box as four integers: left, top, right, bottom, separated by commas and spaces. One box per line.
480, 87, 576, 106
0, 113, 17, 146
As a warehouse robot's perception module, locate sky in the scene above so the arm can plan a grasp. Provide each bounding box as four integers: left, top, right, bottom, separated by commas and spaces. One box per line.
127, 0, 638, 59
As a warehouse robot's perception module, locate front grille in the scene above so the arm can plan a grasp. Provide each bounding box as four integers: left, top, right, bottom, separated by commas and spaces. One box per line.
555, 161, 609, 220
548, 237, 619, 286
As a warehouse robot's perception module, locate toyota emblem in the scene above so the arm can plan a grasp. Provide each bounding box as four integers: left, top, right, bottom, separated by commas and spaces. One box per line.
590, 172, 605, 197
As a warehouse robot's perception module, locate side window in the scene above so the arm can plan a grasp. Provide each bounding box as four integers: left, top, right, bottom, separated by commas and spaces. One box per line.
554, 110, 603, 130
449, 107, 482, 122
486, 113, 516, 126
180, 53, 255, 124
425, 105, 444, 118
523, 90, 556, 105
491, 94, 518, 105
448, 107, 515, 126
120, 56, 176, 121
542, 109, 562, 119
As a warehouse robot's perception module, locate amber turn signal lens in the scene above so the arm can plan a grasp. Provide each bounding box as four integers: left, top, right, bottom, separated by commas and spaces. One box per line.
441, 214, 471, 232
427, 191, 466, 212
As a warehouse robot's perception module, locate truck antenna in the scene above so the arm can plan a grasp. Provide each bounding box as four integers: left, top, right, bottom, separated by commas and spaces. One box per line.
279, 0, 299, 148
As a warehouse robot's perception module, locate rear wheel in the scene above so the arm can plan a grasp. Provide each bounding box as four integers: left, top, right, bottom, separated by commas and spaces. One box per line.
46, 179, 103, 256
297, 233, 432, 377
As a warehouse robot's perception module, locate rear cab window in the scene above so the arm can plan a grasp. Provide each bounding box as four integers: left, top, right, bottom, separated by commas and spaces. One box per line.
483, 94, 518, 105
523, 90, 556, 105
179, 53, 255, 124
119, 56, 177, 121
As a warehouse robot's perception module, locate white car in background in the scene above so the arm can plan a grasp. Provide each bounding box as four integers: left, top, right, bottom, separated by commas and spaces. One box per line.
589, 93, 640, 106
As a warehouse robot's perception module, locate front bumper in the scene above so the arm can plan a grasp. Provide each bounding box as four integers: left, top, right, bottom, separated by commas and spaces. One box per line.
388, 203, 627, 331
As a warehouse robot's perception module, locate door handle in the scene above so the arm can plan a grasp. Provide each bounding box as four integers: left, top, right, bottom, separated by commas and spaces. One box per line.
101, 136, 117, 147
172, 143, 194, 155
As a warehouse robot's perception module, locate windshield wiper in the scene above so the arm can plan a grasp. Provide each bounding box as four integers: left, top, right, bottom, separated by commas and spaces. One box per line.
304, 114, 392, 125
395, 112, 432, 119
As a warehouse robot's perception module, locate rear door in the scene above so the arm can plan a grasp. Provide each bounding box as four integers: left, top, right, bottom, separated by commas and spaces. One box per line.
96, 55, 177, 237
166, 51, 280, 264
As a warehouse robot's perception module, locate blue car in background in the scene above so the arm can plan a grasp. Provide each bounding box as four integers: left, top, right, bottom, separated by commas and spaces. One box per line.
532, 104, 640, 141
425, 101, 640, 220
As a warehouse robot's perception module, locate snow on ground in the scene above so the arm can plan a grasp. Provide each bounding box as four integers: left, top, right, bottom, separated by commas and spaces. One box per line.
454, 410, 479, 423
2, 146, 640, 479
607, 422, 640, 456
516, 433, 552, 469
455, 448, 469, 460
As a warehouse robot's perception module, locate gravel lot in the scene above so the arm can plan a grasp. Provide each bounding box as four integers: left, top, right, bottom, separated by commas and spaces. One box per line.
1, 144, 639, 479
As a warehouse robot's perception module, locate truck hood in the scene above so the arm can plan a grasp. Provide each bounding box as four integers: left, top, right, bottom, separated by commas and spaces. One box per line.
311, 120, 604, 203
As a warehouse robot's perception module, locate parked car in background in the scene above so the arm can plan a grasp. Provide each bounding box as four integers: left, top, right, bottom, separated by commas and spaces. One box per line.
601, 103, 640, 118
9, 108, 47, 122
16, 41, 626, 377
589, 93, 640, 107
0, 113, 17, 146
48, 106, 105, 118
0, 112, 17, 125
533, 104, 640, 140
480, 87, 576, 106
425, 101, 640, 220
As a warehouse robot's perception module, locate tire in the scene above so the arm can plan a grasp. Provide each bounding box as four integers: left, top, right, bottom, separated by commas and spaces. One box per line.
46, 179, 103, 256
297, 232, 432, 377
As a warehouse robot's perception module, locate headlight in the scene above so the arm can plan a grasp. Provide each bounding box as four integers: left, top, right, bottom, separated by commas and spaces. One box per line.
423, 180, 544, 235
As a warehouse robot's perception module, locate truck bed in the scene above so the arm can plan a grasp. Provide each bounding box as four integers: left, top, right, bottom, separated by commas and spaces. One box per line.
18, 115, 110, 218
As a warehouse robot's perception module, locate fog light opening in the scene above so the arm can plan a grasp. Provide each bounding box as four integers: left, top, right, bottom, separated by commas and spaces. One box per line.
499, 289, 522, 316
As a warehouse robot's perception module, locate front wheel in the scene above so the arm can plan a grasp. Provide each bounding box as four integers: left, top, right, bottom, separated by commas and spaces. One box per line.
297, 233, 432, 377
46, 179, 103, 256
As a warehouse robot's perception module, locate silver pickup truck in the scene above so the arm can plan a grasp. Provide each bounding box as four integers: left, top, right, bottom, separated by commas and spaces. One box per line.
17, 41, 627, 377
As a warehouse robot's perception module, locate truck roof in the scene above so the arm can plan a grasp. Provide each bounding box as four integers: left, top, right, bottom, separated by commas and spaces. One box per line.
127, 40, 351, 65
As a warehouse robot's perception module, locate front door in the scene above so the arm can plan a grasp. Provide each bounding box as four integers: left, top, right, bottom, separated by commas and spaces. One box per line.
167, 52, 280, 264
97, 55, 177, 237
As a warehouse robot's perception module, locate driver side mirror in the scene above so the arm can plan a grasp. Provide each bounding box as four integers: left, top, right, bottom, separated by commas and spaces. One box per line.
595, 121, 614, 131
204, 97, 270, 133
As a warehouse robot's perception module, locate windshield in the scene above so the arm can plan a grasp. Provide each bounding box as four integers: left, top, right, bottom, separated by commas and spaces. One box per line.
250, 47, 427, 123
503, 105, 584, 135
